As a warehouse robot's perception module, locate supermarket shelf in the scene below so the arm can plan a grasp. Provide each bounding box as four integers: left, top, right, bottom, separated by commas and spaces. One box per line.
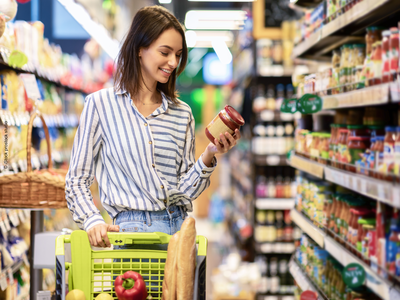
0, 57, 88, 94
290, 210, 400, 300
289, 153, 400, 208
256, 242, 296, 254
322, 83, 390, 109
290, 209, 325, 247
324, 236, 400, 300
257, 110, 296, 122
289, 258, 326, 300
254, 155, 288, 166
324, 166, 400, 208
290, 0, 322, 7
255, 198, 295, 210
288, 154, 324, 179
292, 0, 400, 59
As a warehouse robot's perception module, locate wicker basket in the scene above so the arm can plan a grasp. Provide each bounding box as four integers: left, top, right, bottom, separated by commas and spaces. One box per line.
0, 112, 67, 209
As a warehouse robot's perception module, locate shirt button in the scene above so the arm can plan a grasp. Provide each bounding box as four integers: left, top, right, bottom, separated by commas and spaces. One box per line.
163, 200, 167, 204
202, 171, 206, 174
160, 185, 164, 189
144, 123, 148, 126
149, 141, 152, 144
152, 164, 155, 168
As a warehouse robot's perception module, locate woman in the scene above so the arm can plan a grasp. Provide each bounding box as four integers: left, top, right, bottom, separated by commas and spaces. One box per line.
65, 5, 241, 248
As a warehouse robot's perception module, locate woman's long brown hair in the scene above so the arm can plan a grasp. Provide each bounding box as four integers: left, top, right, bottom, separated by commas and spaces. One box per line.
114, 5, 188, 105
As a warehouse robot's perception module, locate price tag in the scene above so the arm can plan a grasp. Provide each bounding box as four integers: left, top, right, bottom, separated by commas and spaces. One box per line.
393, 187, 400, 207
377, 184, 385, 200
7, 269, 13, 285
360, 179, 367, 194
19, 74, 42, 101
0, 274, 7, 291
351, 177, 358, 191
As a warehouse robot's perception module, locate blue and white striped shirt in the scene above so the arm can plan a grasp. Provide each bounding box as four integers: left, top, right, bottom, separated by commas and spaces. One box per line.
65, 88, 217, 231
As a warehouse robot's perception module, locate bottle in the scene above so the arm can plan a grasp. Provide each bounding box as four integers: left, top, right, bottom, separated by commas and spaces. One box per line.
384, 126, 396, 178
256, 175, 268, 198
275, 175, 284, 198
267, 174, 276, 198
253, 85, 266, 113
265, 84, 276, 111
387, 211, 400, 279
275, 84, 285, 111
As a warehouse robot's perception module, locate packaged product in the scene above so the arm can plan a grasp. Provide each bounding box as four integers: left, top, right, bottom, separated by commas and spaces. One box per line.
390, 27, 399, 76
383, 126, 396, 175
382, 30, 391, 83
394, 127, 400, 176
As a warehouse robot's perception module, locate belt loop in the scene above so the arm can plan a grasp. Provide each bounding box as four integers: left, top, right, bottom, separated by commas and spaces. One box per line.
145, 211, 152, 226
179, 206, 185, 220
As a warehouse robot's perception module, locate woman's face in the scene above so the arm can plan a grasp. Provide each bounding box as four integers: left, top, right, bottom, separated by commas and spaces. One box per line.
139, 28, 183, 86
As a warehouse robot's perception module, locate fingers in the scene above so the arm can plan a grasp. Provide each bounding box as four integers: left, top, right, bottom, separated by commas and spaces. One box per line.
108, 224, 120, 232
225, 132, 236, 147
219, 133, 229, 152
234, 129, 241, 140
96, 229, 106, 248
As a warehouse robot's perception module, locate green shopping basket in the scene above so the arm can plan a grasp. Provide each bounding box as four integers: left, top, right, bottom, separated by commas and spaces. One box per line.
55, 231, 207, 300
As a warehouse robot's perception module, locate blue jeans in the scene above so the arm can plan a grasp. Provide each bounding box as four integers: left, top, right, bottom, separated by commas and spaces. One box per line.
113, 205, 188, 250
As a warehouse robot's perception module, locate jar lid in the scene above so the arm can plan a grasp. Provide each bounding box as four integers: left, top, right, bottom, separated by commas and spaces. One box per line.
224, 105, 245, 126
367, 26, 385, 31
390, 27, 399, 33
347, 125, 366, 129
353, 44, 366, 48
376, 136, 385, 141
385, 126, 397, 132
368, 125, 385, 129
337, 124, 347, 128
382, 30, 391, 37
371, 137, 377, 143
348, 136, 370, 141
339, 129, 349, 133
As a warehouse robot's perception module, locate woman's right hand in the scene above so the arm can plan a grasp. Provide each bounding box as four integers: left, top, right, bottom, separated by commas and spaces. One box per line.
87, 223, 120, 247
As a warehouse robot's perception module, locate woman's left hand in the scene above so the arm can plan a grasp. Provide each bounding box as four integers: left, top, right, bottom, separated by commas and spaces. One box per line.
206, 129, 241, 155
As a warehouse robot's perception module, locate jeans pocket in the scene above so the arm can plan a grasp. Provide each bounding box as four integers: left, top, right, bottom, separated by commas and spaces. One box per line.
119, 221, 146, 233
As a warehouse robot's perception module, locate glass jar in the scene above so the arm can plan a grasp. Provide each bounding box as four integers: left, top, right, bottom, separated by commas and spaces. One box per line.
374, 136, 385, 179
384, 126, 397, 178
368, 125, 385, 137
390, 27, 400, 76
205, 105, 245, 144
338, 129, 349, 169
382, 30, 392, 83
366, 27, 383, 57
394, 126, 400, 176
369, 41, 383, 86
347, 136, 370, 172
347, 125, 369, 137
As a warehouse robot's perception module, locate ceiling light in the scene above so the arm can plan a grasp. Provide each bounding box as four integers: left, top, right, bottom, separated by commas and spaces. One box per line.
159, 0, 172, 3
212, 40, 232, 64
185, 30, 234, 48
185, 10, 247, 30
57, 0, 119, 60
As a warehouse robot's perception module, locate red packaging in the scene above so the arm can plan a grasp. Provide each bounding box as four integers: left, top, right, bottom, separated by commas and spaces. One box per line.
390, 27, 399, 75
382, 30, 391, 83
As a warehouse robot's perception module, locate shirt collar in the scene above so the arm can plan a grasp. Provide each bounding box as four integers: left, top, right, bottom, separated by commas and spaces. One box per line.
115, 88, 127, 95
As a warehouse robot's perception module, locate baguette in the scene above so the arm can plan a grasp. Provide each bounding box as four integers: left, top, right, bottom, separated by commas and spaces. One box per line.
162, 232, 180, 300
176, 217, 197, 300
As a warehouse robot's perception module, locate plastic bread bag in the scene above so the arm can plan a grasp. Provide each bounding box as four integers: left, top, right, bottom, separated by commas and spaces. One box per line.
176, 217, 197, 300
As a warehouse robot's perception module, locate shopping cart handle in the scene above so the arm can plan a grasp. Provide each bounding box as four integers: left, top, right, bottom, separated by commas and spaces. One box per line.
107, 232, 171, 245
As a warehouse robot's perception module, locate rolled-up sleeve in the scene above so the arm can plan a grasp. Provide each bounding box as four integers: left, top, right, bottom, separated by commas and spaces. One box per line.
65, 95, 105, 231
176, 112, 217, 199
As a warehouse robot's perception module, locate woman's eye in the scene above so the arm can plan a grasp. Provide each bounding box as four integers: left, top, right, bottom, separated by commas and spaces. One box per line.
161, 52, 168, 56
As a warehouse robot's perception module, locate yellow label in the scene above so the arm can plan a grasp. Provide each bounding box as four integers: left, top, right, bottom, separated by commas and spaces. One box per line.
207, 115, 234, 142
